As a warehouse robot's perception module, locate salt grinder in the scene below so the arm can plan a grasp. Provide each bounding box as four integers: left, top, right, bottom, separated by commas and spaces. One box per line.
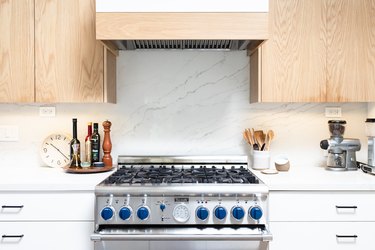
102, 120, 112, 167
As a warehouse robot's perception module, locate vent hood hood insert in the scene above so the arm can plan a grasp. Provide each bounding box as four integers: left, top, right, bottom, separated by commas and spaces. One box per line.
96, 0, 269, 51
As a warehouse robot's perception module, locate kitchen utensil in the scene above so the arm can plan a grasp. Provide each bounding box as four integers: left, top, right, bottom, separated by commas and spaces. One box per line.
265, 130, 274, 151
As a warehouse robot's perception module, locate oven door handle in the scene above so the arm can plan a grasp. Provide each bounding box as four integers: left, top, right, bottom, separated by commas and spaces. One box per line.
91, 227, 272, 242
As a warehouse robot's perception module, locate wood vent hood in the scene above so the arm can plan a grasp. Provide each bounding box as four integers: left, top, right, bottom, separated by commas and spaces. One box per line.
96, 0, 269, 51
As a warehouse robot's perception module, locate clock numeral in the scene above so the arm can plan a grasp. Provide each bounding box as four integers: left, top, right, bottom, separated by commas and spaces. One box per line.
43, 148, 47, 153
50, 160, 54, 163
46, 155, 50, 158
56, 135, 61, 140
57, 160, 61, 165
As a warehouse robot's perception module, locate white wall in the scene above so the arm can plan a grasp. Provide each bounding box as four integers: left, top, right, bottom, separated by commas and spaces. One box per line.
0, 51, 368, 169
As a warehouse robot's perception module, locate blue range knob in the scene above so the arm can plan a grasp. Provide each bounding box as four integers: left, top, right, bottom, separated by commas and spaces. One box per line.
196, 207, 209, 221
119, 207, 132, 220
101, 207, 114, 221
214, 206, 227, 220
160, 203, 166, 211
249, 206, 263, 220
137, 206, 150, 220
232, 206, 245, 220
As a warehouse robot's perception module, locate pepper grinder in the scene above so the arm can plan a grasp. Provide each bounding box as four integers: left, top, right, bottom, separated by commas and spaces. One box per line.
102, 120, 112, 167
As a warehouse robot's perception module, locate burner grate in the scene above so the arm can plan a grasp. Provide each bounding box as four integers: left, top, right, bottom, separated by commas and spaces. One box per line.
104, 165, 259, 185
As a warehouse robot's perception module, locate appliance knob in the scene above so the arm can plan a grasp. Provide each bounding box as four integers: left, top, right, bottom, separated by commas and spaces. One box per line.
119, 206, 132, 220
196, 206, 209, 221
137, 206, 150, 220
231, 206, 245, 220
249, 206, 263, 220
101, 206, 114, 221
214, 206, 227, 220
160, 203, 166, 212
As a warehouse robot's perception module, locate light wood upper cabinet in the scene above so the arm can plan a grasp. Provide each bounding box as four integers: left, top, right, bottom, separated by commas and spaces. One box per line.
35, 0, 113, 103
251, 0, 326, 102
0, 0, 116, 103
0, 0, 34, 103
326, 0, 375, 102
251, 0, 375, 103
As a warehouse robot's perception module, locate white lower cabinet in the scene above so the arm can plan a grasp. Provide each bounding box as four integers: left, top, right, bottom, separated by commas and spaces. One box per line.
269, 191, 375, 250
0, 191, 95, 250
0, 221, 93, 250
270, 222, 374, 250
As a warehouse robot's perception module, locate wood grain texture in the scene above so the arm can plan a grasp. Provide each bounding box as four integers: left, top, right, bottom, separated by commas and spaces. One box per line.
104, 48, 116, 103
96, 12, 268, 40
259, 0, 327, 102
326, 0, 375, 102
250, 48, 261, 103
0, 0, 34, 102
35, 0, 104, 103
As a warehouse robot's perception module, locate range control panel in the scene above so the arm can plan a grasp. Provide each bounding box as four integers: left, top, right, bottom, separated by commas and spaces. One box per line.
95, 194, 268, 226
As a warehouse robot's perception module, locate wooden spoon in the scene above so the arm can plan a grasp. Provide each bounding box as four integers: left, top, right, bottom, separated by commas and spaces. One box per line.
265, 130, 275, 151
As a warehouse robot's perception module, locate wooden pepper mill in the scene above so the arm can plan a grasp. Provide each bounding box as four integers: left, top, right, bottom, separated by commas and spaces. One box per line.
102, 120, 112, 167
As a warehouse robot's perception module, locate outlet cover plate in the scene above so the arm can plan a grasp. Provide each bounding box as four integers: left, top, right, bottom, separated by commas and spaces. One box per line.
325, 107, 342, 118
39, 106, 56, 117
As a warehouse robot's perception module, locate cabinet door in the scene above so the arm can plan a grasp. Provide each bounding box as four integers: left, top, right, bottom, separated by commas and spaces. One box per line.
270, 222, 375, 250
0, 222, 93, 250
326, 0, 375, 102
0, 0, 34, 102
35, 0, 104, 102
252, 0, 326, 102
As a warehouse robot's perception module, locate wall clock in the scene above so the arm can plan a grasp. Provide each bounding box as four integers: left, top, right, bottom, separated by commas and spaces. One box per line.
40, 133, 72, 168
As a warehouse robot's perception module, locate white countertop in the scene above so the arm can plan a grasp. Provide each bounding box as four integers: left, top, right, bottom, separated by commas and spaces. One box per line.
0, 167, 114, 192
251, 166, 375, 191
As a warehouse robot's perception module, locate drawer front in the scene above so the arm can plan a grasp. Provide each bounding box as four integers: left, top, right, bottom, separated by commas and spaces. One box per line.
270, 222, 374, 250
0, 192, 94, 221
269, 191, 375, 221
0, 221, 93, 250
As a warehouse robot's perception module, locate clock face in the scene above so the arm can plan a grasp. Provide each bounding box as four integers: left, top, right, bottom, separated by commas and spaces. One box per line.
40, 134, 72, 168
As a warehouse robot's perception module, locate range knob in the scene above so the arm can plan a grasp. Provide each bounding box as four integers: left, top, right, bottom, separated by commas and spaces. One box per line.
160, 203, 166, 212
101, 206, 114, 221
249, 206, 263, 220
214, 206, 227, 220
231, 206, 245, 220
119, 206, 132, 220
137, 206, 150, 220
196, 206, 209, 221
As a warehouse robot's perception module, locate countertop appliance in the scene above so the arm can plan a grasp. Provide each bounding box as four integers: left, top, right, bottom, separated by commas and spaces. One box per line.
91, 155, 272, 250
320, 120, 361, 171
95, 0, 268, 51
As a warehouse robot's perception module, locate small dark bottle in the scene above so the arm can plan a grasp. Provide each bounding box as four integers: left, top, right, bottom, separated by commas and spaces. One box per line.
70, 118, 81, 168
85, 122, 92, 164
91, 123, 101, 163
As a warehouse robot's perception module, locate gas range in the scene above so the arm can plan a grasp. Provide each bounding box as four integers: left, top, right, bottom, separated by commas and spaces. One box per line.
92, 156, 271, 250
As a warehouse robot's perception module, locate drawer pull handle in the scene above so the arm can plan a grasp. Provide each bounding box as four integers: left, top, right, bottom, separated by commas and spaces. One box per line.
335, 206, 357, 209
2, 234, 24, 238
1, 205, 24, 209
336, 235, 358, 239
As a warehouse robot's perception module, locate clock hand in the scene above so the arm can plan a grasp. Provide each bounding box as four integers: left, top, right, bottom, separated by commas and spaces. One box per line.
50, 143, 70, 160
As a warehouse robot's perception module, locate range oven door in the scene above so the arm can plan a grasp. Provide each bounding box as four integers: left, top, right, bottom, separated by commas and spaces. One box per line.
91, 226, 272, 250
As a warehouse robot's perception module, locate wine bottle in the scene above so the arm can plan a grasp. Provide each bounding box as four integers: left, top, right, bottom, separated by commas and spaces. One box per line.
85, 122, 92, 164
70, 118, 81, 168
91, 123, 101, 163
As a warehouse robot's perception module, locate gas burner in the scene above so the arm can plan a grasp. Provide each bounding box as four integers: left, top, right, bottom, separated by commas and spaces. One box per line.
104, 164, 259, 185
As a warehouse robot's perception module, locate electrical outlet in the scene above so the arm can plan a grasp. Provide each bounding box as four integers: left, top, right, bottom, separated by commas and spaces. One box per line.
0, 125, 19, 141
39, 106, 56, 117
325, 107, 342, 118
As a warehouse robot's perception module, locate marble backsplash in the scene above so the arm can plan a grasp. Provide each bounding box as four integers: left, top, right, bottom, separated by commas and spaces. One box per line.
0, 51, 368, 168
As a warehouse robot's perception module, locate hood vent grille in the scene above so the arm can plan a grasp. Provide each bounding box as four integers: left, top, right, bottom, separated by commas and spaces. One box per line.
114, 40, 252, 50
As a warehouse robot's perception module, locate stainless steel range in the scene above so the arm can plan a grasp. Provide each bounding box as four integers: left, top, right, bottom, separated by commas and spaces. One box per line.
91, 156, 272, 250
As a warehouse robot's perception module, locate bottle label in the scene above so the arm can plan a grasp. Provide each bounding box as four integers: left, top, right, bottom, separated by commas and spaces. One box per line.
92, 139, 100, 162
71, 142, 81, 167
